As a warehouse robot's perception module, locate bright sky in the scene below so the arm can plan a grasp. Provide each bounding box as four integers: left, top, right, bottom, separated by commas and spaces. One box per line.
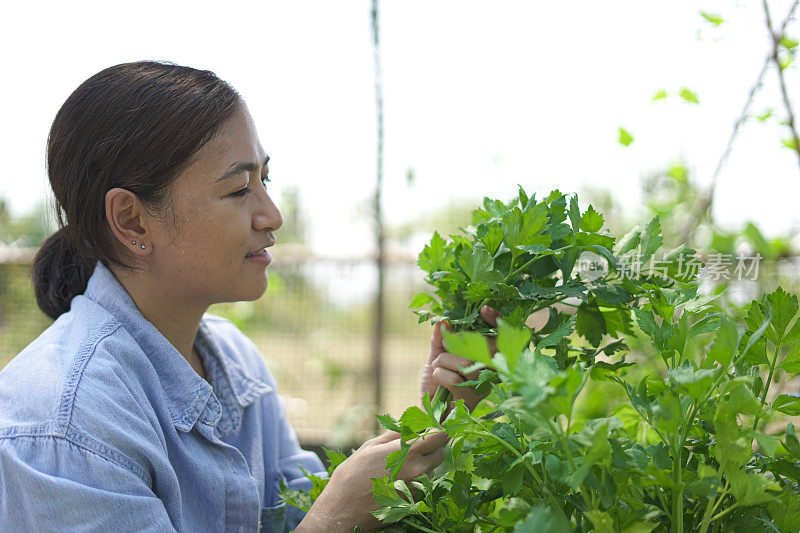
3, 0, 800, 256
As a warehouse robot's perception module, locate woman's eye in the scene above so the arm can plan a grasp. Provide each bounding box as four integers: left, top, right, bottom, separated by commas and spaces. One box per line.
230, 187, 251, 198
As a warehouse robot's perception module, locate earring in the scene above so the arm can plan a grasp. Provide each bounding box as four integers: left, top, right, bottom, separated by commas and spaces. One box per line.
131, 241, 137, 245
140, 244, 146, 249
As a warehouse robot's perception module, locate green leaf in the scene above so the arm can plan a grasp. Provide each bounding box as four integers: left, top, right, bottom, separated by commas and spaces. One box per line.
581, 205, 604, 232
700, 11, 724, 26
465, 281, 491, 303
585, 510, 616, 532
773, 394, 800, 416
618, 127, 634, 146
668, 366, 718, 400
786, 423, 800, 459
706, 316, 743, 370
376, 413, 401, 432
780, 341, 800, 372
385, 444, 411, 480
781, 35, 799, 50
652, 89, 668, 101
502, 204, 549, 251
755, 432, 780, 456
653, 390, 681, 433
766, 286, 799, 343
443, 400, 474, 436
481, 223, 503, 256
502, 463, 525, 496
515, 505, 571, 533
756, 108, 774, 122
400, 406, 434, 433
614, 226, 641, 255
324, 449, 348, 475
370, 476, 412, 522
497, 318, 532, 372
568, 195, 582, 233
278, 477, 314, 512
418, 231, 451, 273
639, 216, 663, 264
634, 309, 671, 359
443, 329, 493, 367
459, 243, 494, 283
518, 184, 530, 209
769, 488, 800, 532
679, 87, 699, 104
782, 137, 800, 152
576, 301, 606, 347
536, 315, 577, 353
409, 292, 435, 309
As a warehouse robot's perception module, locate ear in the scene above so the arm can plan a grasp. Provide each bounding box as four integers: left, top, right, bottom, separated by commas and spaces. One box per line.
105, 188, 152, 255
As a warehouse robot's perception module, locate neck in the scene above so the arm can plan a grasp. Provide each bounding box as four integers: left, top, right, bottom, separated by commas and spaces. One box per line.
110, 266, 207, 363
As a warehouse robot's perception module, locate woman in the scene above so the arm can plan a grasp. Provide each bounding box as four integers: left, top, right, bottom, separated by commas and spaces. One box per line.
0, 60, 496, 532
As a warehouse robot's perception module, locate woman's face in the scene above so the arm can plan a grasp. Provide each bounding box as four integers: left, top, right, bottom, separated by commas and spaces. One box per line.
147, 103, 282, 305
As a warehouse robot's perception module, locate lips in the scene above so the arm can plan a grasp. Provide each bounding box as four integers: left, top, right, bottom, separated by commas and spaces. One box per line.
245, 239, 276, 257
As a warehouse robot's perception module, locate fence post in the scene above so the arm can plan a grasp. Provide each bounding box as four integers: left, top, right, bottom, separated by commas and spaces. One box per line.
370, 0, 385, 432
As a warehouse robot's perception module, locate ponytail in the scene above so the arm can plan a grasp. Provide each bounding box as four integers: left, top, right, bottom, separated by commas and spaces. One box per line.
32, 226, 95, 320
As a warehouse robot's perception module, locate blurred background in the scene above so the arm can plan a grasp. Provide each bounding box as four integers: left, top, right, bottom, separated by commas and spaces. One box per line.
4, 0, 800, 451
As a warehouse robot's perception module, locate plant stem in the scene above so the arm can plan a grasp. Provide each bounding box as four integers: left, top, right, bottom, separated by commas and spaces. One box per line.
407, 520, 439, 533
752, 342, 780, 431
710, 502, 740, 523
544, 418, 594, 511
672, 433, 685, 533
698, 494, 719, 533
506, 254, 538, 281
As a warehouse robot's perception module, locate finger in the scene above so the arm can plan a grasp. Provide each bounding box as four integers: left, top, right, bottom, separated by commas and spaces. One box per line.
481, 305, 501, 327
427, 320, 450, 364
415, 447, 446, 476
411, 430, 449, 456
370, 430, 401, 445
433, 352, 478, 381
526, 307, 551, 332
432, 366, 466, 392
487, 336, 498, 355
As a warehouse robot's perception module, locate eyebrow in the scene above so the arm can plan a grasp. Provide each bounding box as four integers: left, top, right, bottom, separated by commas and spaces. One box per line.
215, 154, 270, 183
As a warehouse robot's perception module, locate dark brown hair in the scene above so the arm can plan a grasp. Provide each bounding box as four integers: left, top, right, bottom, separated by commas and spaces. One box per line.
33, 60, 242, 319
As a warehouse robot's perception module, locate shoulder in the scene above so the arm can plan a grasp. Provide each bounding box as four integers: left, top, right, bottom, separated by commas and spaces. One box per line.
0, 295, 123, 430
0, 297, 164, 483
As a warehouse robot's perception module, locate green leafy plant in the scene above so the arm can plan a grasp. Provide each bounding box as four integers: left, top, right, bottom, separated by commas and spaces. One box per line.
281, 188, 800, 532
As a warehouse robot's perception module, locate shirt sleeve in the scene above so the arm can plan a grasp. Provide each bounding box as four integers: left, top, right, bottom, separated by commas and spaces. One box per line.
273, 392, 328, 530
0, 434, 177, 532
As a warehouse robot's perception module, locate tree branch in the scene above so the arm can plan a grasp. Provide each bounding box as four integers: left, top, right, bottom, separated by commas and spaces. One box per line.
681, 0, 800, 244
764, 0, 800, 173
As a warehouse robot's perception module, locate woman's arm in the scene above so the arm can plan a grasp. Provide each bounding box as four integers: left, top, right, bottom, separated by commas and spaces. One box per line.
0, 434, 177, 531
295, 429, 448, 532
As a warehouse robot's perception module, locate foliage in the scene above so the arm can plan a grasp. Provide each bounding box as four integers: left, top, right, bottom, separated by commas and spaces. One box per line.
281, 187, 800, 532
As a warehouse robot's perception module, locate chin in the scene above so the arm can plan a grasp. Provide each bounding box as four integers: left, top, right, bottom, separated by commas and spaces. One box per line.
239, 275, 269, 301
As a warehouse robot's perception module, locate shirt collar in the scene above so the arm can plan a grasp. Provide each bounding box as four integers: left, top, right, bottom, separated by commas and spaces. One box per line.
82, 260, 270, 433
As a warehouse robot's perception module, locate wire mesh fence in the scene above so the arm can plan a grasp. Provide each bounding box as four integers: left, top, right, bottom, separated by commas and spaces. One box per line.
0, 245, 432, 449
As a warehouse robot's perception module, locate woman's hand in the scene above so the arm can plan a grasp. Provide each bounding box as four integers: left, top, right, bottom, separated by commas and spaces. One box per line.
420, 305, 501, 413
296, 429, 448, 532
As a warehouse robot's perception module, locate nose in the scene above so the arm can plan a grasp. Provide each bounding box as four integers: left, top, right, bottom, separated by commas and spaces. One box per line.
253, 189, 283, 232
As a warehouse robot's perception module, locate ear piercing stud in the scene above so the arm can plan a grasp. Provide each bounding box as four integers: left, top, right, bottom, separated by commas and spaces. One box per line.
140, 244, 146, 249
131, 241, 137, 245
131, 241, 145, 249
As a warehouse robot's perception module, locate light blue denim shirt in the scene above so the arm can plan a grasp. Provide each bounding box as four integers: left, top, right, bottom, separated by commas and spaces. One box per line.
0, 260, 325, 532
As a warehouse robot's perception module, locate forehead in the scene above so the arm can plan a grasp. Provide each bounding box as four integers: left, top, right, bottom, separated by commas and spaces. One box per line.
192, 106, 266, 173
